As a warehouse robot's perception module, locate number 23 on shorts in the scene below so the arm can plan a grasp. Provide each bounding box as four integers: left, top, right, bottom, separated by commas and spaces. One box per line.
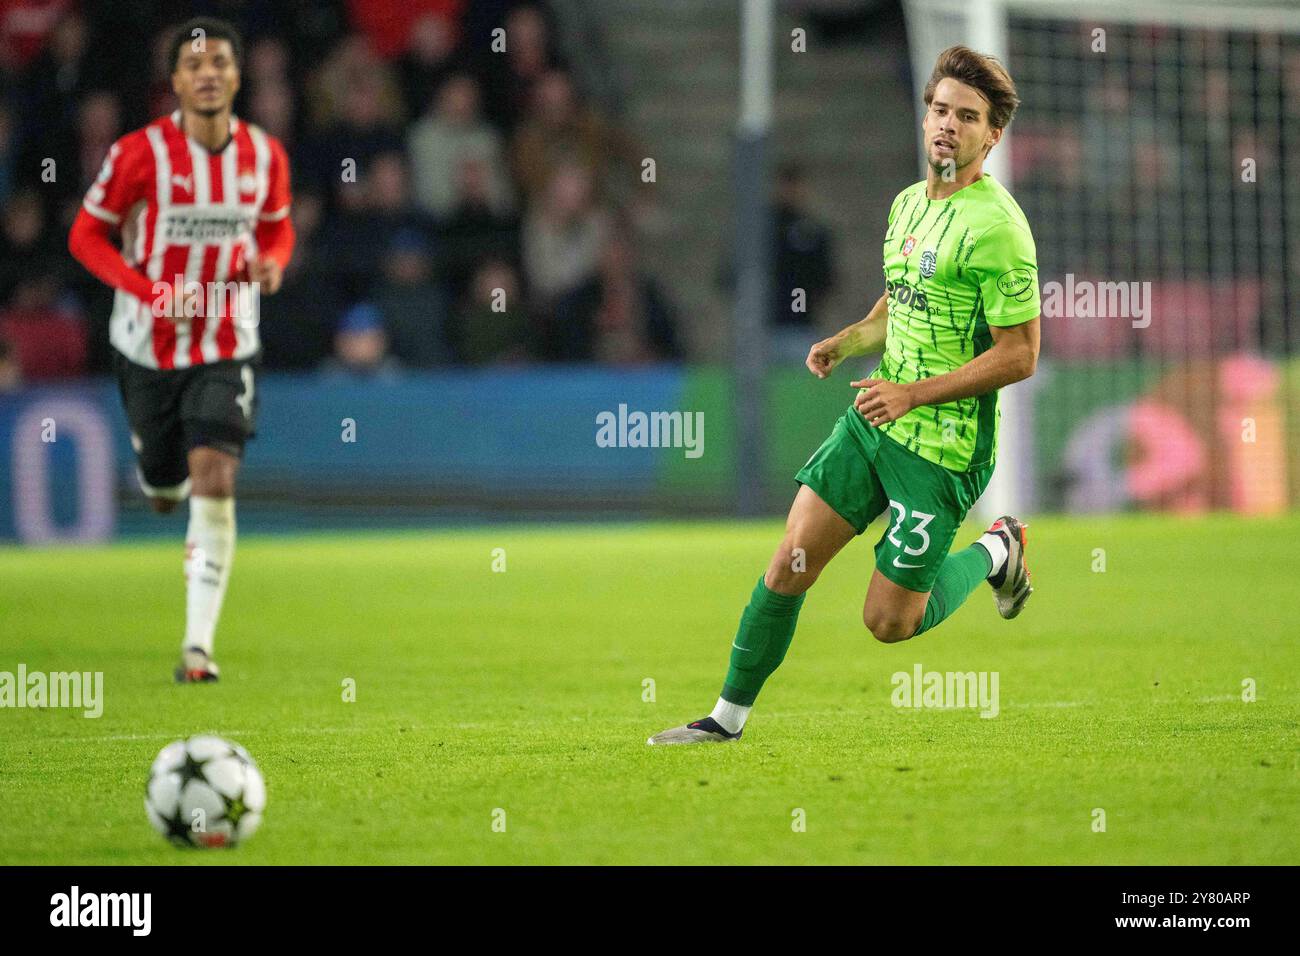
885, 500, 934, 570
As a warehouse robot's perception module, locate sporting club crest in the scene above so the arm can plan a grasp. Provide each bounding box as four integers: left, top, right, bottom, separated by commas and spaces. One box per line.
919, 248, 937, 278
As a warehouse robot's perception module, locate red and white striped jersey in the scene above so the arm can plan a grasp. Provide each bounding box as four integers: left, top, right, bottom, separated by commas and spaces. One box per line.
81, 111, 291, 370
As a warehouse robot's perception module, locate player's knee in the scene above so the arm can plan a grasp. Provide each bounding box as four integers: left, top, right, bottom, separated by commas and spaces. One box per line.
863, 608, 918, 644
148, 497, 178, 515
188, 451, 237, 497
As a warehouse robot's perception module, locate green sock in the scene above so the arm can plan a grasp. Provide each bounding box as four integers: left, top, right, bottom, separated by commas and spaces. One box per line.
720, 577, 806, 706
912, 544, 993, 637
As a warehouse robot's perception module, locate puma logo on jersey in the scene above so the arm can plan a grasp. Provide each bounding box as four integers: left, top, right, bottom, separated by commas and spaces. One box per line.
171, 174, 193, 194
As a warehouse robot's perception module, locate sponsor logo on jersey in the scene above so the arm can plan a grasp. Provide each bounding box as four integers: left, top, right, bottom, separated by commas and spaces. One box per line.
886, 277, 928, 312
158, 208, 255, 244
919, 248, 937, 278
997, 268, 1035, 301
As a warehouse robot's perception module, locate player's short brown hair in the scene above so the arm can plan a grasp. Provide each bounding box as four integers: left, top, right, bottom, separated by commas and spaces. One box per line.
922, 45, 1020, 131
168, 17, 243, 73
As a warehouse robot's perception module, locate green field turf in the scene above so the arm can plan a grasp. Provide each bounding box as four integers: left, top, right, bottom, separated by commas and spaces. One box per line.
1, 514, 1297, 865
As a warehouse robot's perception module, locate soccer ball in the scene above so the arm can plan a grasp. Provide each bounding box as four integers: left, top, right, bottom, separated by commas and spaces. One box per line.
145, 735, 266, 848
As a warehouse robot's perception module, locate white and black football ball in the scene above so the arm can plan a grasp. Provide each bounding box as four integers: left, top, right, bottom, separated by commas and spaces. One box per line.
145, 735, 266, 848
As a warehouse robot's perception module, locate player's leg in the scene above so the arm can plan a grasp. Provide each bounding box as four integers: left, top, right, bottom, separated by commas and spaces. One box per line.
649, 411, 881, 745
862, 537, 995, 642
867, 516, 1030, 641
175, 359, 257, 683
714, 483, 858, 720
114, 352, 192, 514
864, 443, 983, 642
863, 438, 1029, 643
861, 568, 930, 642
138, 472, 190, 515
177, 444, 238, 680
648, 485, 857, 745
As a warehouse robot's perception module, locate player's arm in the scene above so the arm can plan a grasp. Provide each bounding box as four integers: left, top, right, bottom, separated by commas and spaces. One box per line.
68, 136, 161, 305
247, 136, 295, 295
808, 188, 910, 379
805, 292, 888, 379
68, 210, 159, 304
852, 318, 1039, 425
70, 212, 202, 318
247, 217, 294, 294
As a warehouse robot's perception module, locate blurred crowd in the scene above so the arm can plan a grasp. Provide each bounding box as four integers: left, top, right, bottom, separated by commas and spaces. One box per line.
0, 0, 684, 384
1006, 25, 1300, 357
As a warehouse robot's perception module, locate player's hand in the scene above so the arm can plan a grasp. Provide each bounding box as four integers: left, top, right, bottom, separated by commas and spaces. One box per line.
806, 337, 844, 378
851, 378, 915, 426
247, 257, 283, 295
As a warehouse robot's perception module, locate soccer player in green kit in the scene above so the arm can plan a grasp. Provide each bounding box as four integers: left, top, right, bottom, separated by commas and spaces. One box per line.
650, 46, 1040, 745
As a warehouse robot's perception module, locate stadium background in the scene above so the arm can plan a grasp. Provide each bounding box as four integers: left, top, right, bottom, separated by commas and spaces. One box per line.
0, 0, 1297, 541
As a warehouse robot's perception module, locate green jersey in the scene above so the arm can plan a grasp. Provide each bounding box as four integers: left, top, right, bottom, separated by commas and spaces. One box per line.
866, 174, 1040, 472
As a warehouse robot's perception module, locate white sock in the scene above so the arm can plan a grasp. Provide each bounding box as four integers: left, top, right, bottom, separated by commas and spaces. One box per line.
709, 697, 751, 735
975, 532, 1009, 580
184, 496, 235, 655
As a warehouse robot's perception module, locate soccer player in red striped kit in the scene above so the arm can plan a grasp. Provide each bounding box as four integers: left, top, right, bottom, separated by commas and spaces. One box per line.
68, 18, 294, 682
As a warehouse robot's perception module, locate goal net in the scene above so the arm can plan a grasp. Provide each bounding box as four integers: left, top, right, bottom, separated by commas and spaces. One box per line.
902, 0, 1300, 515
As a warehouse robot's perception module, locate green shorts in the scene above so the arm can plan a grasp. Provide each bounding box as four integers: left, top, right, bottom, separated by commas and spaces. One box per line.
795, 407, 993, 592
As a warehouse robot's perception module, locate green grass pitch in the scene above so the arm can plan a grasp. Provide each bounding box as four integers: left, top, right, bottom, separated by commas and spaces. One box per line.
1, 514, 1296, 865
